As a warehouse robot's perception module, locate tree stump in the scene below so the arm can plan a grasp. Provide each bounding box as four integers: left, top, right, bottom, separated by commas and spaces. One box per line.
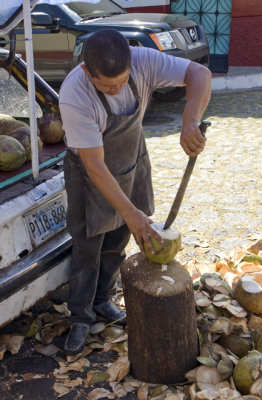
120, 252, 198, 384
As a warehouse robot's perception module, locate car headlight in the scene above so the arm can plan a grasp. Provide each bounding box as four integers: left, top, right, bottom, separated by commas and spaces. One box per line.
150, 32, 176, 51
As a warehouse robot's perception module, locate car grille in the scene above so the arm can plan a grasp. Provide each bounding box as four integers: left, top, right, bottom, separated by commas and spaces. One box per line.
170, 26, 199, 45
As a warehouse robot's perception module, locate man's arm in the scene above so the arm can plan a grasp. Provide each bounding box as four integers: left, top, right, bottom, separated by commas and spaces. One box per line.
181, 61, 212, 156
78, 147, 163, 253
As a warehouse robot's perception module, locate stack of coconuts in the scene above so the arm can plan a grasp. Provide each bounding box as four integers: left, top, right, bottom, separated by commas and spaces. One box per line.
183, 239, 262, 399
143, 230, 262, 398
0, 113, 64, 172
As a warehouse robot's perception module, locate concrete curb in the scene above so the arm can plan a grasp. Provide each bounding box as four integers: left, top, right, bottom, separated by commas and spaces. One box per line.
212, 66, 262, 92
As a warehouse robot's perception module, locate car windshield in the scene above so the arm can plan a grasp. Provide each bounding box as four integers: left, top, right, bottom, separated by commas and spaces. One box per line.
0, 5, 20, 27
0, 67, 42, 118
60, 0, 125, 22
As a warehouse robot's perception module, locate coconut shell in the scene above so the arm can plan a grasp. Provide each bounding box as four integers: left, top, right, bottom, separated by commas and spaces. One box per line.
234, 273, 262, 314
218, 333, 251, 358
0, 135, 26, 171
0, 114, 15, 121
0, 119, 29, 136
38, 113, 64, 144
233, 351, 262, 395
10, 127, 42, 161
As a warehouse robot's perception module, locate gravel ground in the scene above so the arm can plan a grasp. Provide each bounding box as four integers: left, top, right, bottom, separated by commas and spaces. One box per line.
126, 89, 262, 264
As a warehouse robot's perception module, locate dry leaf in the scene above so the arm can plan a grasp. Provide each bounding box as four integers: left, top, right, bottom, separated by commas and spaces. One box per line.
53, 302, 71, 317
85, 370, 110, 386
66, 345, 93, 362
53, 382, 71, 396
34, 343, 59, 357
40, 320, 70, 344
58, 358, 90, 373
111, 383, 129, 398
112, 334, 128, 343
137, 383, 149, 400
68, 377, 83, 388
88, 388, 113, 400
107, 355, 130, 383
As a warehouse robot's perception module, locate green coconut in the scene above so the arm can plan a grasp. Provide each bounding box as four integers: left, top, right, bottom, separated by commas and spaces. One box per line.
0, 118, 29, 136
218, 333, 252, 358
233, 350, 262, 395
0, 114, 15, 121
144, 221, 181, 264
9, 126, 42, 161
0, 135, 26, 171
234, 273, 262, 314
38, 113, 64, 144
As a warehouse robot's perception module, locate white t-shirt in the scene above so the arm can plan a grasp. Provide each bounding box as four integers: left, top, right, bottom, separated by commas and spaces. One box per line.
59, 46, 190, 149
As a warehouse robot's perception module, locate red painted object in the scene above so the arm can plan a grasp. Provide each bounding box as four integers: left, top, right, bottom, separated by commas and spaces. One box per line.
229, 16, 262, 66
123, 5, 170, 13
231, 0, 262, 17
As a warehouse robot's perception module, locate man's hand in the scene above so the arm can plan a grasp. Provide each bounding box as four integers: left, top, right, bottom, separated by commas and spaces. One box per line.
124, 209, 164, 255
180, 121, 206, 157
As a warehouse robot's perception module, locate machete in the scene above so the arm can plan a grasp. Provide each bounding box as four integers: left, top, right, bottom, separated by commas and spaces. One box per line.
163, 120, 211, 230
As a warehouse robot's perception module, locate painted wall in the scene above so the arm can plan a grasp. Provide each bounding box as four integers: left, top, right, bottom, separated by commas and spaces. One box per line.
170, 0, 232, 73
229, 0, 262, 66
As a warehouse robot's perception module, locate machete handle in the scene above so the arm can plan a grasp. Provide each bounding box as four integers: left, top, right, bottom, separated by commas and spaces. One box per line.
199, 120, 211, 137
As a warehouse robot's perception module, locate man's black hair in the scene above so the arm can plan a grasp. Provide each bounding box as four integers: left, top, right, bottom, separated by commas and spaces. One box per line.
83, 29, 131, 78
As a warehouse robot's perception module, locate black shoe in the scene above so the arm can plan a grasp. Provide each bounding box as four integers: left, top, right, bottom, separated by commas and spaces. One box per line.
94, 301, 126, 326
64, 323, 89, 355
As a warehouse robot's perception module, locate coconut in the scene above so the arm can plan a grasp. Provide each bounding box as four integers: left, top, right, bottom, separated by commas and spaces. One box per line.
233, 350, 262, 395
143, 221, 181, 264
0, 114, 15, 121
0, 119, 29, 136
234, 273, 262, 314
9, 127, 42, 161
38, 113, 64, 144
0, 135, 26, 171
242, 254, 262, 265
218, 333, 252, 358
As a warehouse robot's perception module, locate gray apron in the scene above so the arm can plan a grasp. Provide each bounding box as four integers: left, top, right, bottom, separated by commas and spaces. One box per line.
65, 75, 154, 238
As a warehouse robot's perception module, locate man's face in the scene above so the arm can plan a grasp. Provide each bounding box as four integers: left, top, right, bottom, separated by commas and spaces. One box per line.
90, 69, 130, 95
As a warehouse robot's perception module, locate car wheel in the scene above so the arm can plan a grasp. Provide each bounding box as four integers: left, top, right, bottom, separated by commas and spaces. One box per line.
152, 86, 186, 102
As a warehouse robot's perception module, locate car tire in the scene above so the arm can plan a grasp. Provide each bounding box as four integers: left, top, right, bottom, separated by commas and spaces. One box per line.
152, 86, 186, 102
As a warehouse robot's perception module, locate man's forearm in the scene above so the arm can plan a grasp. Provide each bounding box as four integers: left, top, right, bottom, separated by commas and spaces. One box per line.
183, 62, 212, 125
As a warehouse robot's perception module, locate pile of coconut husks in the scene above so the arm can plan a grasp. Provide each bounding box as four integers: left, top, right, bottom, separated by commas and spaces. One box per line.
183, 237, 262, 400
2, 239, 262, 399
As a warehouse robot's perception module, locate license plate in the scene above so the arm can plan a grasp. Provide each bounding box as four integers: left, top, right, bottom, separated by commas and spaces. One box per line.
24, 195, 67, 246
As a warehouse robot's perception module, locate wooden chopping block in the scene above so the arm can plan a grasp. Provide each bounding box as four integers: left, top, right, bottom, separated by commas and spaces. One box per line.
120, 252, 198, 384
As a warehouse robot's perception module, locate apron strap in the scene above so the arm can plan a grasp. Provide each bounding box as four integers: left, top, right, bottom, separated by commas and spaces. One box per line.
96, 74, 138, 117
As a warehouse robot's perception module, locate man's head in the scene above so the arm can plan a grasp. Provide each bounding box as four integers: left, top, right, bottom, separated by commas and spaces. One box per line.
83, 29, 131, 95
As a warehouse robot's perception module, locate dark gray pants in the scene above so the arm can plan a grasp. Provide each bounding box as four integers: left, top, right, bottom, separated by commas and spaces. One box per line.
64, 151, 131, 324
68, 224, 131, 324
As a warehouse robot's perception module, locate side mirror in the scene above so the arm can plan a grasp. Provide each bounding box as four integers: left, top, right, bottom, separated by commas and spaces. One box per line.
31, 12, 59, 28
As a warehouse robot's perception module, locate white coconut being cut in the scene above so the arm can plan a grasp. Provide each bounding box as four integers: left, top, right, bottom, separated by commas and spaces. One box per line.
144, 221, 181, 264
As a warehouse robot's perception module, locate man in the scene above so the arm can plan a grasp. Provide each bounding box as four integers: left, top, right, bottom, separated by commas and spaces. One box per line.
59, 29, 211, 355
